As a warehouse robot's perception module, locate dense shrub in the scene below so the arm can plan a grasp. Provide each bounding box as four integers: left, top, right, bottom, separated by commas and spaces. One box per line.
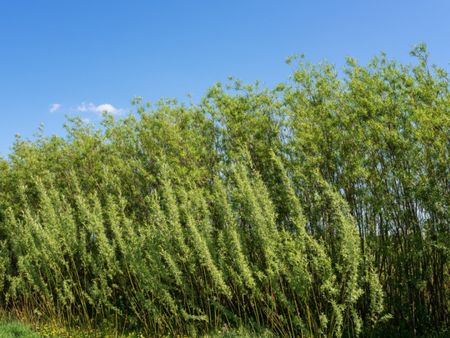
0, 45, 448, 336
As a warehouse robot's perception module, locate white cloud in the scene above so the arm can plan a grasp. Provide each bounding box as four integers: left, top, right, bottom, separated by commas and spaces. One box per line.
76, 102, 96, 113
76, 102, 122, 116
96, 103, 120, 115
49, 103, 62, 113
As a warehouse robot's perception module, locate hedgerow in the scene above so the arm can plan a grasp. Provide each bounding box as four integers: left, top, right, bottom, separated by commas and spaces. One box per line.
0, 45, 448, 337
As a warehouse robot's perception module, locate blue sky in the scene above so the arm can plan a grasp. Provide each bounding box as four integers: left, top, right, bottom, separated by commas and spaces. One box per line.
1, 0, 449, 156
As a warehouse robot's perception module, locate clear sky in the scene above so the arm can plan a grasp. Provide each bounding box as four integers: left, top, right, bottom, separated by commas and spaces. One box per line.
1, 0, 449, 156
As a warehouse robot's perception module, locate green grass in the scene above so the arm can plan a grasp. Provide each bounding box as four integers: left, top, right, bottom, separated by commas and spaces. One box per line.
205, 327, 276, 338
0, 322, 40, 338
0, 320, 448, 338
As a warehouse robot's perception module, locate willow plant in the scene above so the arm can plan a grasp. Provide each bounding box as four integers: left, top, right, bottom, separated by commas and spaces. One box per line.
0, 45, 448, 337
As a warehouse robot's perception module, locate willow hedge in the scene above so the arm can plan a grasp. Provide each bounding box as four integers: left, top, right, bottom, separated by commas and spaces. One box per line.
0, 45, 448, 337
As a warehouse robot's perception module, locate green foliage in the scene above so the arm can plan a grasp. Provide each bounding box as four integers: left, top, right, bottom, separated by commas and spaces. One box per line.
0, 46, 448, 337
0, 321, 39, 338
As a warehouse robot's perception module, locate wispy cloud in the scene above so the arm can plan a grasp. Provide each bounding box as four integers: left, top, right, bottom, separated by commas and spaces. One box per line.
76, 102, 123, 116
49, 103, 62, 113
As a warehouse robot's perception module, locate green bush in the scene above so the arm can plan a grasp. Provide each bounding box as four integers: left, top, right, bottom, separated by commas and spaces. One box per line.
0, 45, 448, 337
